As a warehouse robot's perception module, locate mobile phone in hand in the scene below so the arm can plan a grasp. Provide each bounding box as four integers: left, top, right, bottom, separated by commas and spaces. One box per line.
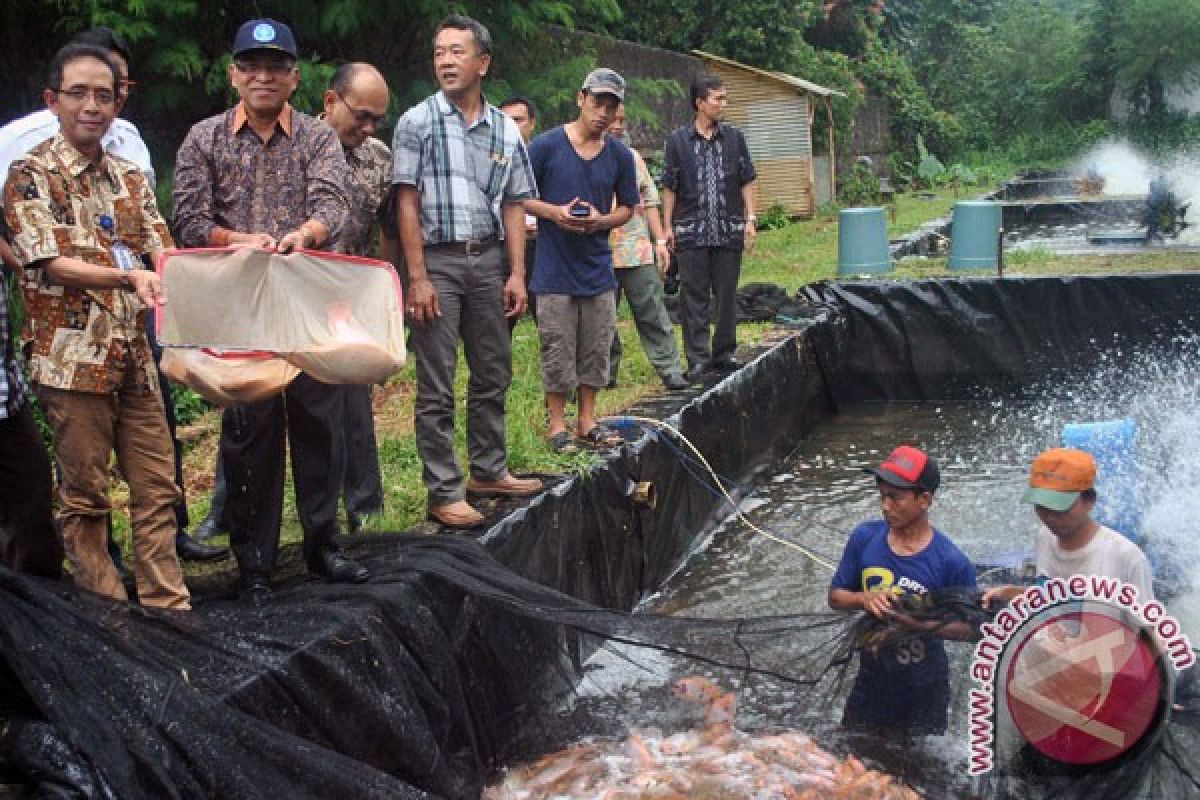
569, 203, 591, 218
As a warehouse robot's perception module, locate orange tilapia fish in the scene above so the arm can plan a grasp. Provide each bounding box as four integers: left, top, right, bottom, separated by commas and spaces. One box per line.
483, 677, 921, 800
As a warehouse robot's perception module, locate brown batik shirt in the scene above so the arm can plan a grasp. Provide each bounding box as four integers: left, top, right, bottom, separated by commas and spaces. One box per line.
172, 103, 349, 247
3, 134, 169, 394
336, 135, 392, 257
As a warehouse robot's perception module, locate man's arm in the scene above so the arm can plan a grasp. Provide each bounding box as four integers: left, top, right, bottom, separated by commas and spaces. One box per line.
741, 180, 757, 253
395, 184, 439, 324
500, 201, 527, 318
41, 256, 165, 308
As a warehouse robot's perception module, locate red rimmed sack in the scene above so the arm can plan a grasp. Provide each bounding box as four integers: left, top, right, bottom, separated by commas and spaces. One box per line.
156, 247, 405, 398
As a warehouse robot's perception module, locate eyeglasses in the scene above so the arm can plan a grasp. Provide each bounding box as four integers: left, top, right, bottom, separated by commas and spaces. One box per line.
233, 60, 295, 77
52, 87, 117, 106
336, 92, 388, 127
119, 78, 137, 96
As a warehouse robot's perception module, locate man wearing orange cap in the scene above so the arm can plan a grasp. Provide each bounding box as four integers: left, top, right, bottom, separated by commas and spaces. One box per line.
984, 448, 1154, 606
829, 445, 977, 735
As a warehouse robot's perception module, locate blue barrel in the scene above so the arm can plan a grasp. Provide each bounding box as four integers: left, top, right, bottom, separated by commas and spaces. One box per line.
837, 207, 891, 276
1061, 418, 1142, 544
948, 201, 1002, 271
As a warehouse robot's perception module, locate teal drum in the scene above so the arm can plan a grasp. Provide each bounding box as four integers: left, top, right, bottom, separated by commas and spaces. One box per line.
837, 207, 891, 276
948, 200, 1002, 270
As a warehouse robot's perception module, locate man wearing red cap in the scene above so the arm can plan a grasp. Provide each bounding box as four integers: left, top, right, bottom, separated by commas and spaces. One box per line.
828, 445, 977, 734
984, 448, 1155, 607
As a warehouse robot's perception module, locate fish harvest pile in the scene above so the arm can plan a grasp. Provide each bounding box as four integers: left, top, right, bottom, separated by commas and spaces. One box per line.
484, 677, 920, 799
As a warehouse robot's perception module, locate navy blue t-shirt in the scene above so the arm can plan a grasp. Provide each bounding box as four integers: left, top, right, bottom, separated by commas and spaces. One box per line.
831, 519, 977, 733
527, 126, 639, 296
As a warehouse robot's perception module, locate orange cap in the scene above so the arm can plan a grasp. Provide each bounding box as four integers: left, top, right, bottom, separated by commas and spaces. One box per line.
1023, 448, 1096, 512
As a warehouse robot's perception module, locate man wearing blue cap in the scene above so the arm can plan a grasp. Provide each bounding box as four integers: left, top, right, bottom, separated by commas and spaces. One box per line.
174, 18, 358, 603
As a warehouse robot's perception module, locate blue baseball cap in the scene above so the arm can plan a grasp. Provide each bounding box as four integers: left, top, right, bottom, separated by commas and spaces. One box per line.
232, 19, 297, 58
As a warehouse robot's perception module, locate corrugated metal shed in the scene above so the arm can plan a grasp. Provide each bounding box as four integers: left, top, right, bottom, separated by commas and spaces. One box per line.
694, 50, 844, 219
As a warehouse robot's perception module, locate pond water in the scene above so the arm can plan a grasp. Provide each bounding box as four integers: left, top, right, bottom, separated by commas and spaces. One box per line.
547, 338, 1200, 796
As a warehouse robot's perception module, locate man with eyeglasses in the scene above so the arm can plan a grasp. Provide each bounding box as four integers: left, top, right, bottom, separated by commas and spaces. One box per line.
174, 18, 359, 603
0, 26, 228, 569
320, 62, 393, 534
3, 43, 190, 608
392, 14, 541, 529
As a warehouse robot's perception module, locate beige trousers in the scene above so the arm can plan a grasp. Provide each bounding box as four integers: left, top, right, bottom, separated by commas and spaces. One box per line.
37, 383, 190, 610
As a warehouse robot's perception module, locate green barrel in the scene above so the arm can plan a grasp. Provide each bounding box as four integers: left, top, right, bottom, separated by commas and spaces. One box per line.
837, 207, 891, 276
948, 201, 1002, 270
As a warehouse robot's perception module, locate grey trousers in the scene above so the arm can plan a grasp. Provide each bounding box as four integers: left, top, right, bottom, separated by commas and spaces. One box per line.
676, 246, 742, 369
608, 263, 685, 383
412, 243, 511, 504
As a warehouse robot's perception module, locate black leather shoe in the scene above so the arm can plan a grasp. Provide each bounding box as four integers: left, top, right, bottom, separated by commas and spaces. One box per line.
176, 532, 230, 562
192, 515, 226, 541
310, 549, 369, 583
662, 373, 689, 391
239, 574, 272, 606
710, 357, 741, 373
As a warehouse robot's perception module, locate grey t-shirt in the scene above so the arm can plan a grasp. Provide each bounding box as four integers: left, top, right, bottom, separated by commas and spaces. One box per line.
1035, 524, 1156, 602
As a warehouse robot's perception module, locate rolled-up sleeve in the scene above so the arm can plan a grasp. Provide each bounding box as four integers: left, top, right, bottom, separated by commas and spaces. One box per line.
391, 111, 423, 188
172, 126, 217, 247
304, 125, 350, 245
3, 162, 62, 267
503, 137, 537, 202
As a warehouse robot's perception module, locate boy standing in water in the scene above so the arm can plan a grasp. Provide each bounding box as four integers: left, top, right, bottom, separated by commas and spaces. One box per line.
983, 447, 1155, 606
829, 446, 978, 734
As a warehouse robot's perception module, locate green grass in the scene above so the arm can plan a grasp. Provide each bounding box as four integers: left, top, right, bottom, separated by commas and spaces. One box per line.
126, 185, 1200, 571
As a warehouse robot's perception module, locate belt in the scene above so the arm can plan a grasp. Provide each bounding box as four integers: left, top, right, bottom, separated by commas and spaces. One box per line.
426, 237, 498, 256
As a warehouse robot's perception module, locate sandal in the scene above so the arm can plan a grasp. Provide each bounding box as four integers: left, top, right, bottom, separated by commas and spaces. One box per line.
578, 424, 623, 450
547, 430, 579, 454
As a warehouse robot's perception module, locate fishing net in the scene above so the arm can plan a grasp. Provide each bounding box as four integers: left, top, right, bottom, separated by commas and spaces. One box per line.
155, 247, 405, 404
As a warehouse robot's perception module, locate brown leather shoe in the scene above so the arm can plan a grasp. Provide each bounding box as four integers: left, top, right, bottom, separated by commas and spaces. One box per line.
427, 500, 485, 529
465, 473, 544, 497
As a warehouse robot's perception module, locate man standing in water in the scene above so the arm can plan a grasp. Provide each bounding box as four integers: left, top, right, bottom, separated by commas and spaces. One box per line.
828, 445, 977, 735
983, 447, 1155, 606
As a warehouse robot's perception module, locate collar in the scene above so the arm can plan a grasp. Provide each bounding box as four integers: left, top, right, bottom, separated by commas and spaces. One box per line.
231, 102, 294, 137
50, 132, 120, 182
689, 120, 724, 141
434, 91, 492, 126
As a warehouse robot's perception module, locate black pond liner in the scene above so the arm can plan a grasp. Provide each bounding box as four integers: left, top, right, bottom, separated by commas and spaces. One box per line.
2, 274, 1200, 799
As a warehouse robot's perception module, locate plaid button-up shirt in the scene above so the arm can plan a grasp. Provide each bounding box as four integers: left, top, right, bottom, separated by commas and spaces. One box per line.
0, 271, 28, 419
391, 91, 536, 245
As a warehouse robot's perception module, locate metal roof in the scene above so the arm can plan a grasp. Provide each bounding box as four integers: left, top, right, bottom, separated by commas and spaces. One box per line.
692, 50, 846, 98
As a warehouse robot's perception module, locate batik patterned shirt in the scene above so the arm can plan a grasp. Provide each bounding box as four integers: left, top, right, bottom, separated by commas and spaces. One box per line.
337, 135, 392, 257
172, 103, 349, 247
610, 149, 660, 269
391, 91, 536, 245
3, 134, 168, 394
662, 123, 756, 250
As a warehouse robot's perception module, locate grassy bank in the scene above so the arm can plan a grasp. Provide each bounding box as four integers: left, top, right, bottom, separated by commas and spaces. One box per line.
142, 186, 1200, 567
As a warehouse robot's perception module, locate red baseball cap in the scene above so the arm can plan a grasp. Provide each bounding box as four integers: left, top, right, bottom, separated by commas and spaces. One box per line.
864, 445, 941, 492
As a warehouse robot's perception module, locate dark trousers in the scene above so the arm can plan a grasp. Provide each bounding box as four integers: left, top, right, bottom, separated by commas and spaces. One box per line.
0, 402, 62, 579
221, 372, 345, 578
676, 246, 742, 369
340, 385, 383, 518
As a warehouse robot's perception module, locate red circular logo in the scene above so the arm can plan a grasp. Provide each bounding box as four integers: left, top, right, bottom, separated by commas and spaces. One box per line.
1005, 610, 1163, 765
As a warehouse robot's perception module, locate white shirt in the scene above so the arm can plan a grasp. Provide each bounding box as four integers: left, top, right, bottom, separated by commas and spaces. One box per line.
0, 109, 155, 187
1035, 523, 1156, 602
